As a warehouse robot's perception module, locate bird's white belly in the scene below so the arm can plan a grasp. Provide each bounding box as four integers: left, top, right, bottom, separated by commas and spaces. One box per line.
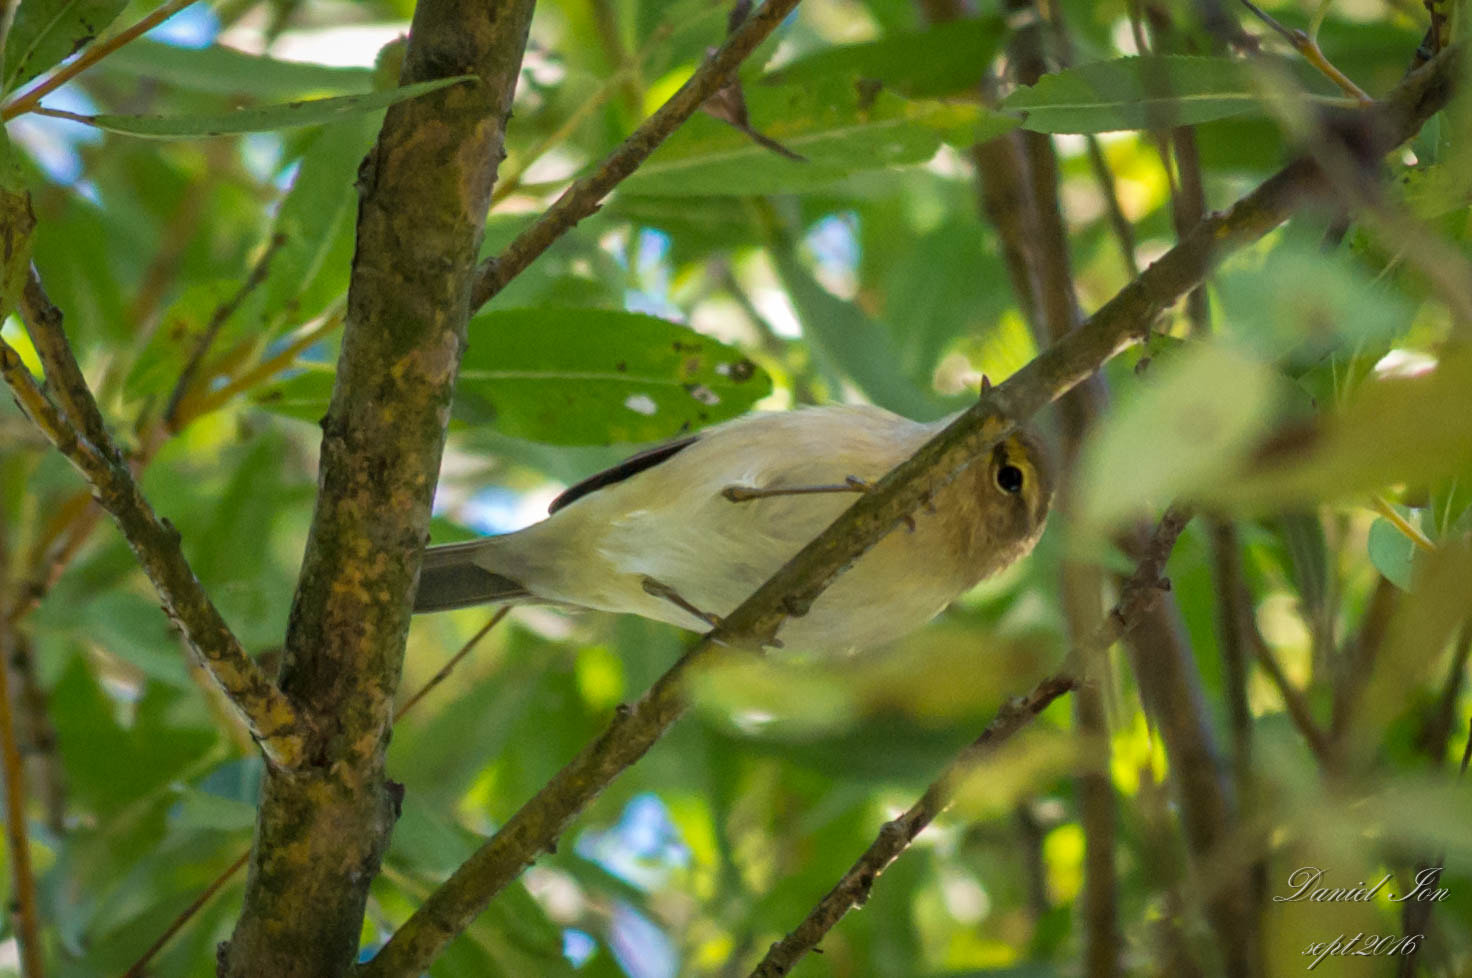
595, 495, 966, 653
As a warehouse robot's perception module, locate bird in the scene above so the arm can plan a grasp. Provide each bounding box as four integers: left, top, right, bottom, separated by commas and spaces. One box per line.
414, 404, 1053, 654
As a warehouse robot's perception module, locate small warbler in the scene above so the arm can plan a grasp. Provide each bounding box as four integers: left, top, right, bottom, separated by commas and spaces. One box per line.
414, 404, 1052, 653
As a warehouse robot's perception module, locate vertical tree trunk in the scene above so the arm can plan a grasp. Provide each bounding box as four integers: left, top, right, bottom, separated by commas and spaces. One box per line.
218, 1, 537, 973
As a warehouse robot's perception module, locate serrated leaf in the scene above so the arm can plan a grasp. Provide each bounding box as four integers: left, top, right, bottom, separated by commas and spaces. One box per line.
99, 39, 373, 99
255, 309, 772, 445
622, 78, 1013, 196
762, 17, 1007, 98
48, 74, 475, 138
1002, 55, 1347, 133
2, 0, 128, 94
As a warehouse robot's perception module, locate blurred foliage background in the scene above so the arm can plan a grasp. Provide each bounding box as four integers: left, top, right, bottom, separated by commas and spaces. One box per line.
1, 0, 1470, 975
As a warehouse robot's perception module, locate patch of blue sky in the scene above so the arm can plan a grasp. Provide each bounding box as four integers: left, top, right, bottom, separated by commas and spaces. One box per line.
623, 228, 682, 321
624, 289, 683, 321
150, 5, 220, 48
459, 485, 546, 534
804, 211, 860, 297
562, 928, 597, 967
609, 902, 676, 978
9, 86, 102, 189
242, 133, 285, 184
575, 793, 690, 892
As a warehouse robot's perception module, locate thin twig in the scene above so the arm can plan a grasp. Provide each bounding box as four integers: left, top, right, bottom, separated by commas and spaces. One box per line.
8, 632, 66, 834
1245, 612, 1332, 763
490, 20, 682, 207
395, 610, 509, 720
469, 0, 805, 309
0, 532, 44, 978
1, 0, 201, 121
118, 850, 250, 978
748, 507, 1191, 977
180, 311, 343, 420
20, 270, 115, 462
162, 233, 287, 432
0, 327, 307, 767
1330, 575, 1398, 745
1237, 0, 1372, 103
1085, 136, 1140, 279
1372, 493, 1437, 552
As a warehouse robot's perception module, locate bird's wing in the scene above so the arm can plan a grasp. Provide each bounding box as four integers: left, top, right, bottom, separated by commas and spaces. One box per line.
547, 434, 701, 514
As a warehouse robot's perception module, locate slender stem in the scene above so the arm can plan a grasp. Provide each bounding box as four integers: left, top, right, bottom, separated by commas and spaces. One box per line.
162, 232, 287, 431
394, 610, 508, 720
1, 0, 201, 121
0, 565, 44, 977
470, 0, 806, 309
1372, 493, 1437, 552
0, 330, 308, 767
118, 850, 251, 978
1238, 0, 1372, 103
748, 507, 1193, 977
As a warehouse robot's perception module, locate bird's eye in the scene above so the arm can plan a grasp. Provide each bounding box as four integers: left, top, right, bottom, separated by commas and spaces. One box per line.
996, 464, 1024, 494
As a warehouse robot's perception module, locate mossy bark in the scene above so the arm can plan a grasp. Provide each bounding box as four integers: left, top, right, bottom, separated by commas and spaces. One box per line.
217, 1, 537, 974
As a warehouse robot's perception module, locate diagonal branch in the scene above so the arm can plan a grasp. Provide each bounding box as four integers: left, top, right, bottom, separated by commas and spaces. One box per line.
468, 0, 804, 309
0, 277, 307, 769
360, 48, 1461, 977
748, 506, 1192, 978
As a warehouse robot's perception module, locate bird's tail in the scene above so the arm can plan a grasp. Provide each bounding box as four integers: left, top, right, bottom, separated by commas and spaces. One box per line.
413, 539, 532, 613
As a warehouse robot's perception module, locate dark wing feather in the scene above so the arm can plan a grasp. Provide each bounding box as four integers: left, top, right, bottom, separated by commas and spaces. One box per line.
548, 434, 701, 514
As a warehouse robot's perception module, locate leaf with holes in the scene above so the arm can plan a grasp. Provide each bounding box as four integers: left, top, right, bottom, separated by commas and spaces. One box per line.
255, 309, 772, 445
2, 0, 128, 94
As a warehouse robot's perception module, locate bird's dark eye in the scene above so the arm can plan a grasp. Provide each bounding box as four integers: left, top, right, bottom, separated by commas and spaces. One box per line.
996, 464, 1024, 494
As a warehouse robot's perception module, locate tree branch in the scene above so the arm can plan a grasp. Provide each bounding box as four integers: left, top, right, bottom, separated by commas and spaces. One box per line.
359, 48, 1459, 975
468, 0, 804, 309
0, 290, 307, 769
218, 0, 539, 973
747, 507, 1191, 977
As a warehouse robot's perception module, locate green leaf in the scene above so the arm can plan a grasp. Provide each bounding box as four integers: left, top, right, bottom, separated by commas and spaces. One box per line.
99, 39, 373, 99
621, 78, 1013, 196
762, 17, 1007, 99
2, 0, 128, 94
1002, 55, 1347, 133
1211, 354, 1472, 510
257, 117, 375, 327
1215, 232, 1416, 362
1368, 514, 1419, 591
1077, 343, 1284, 531
1429, 475, 1472, 538
46, 74, 475, 139
256, 308, 772, 445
